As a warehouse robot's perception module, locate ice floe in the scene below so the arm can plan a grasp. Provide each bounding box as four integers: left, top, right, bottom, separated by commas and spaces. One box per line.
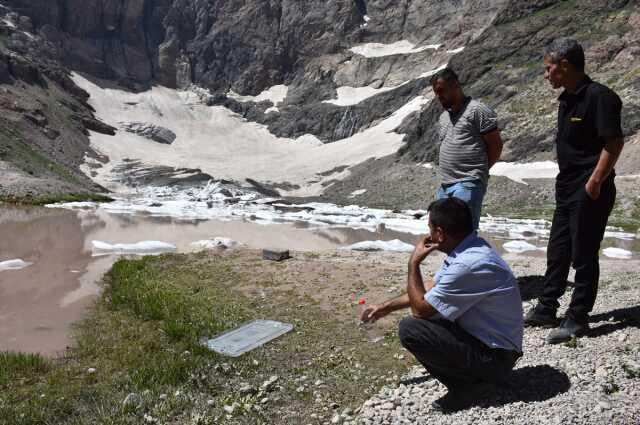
48, 184, 638, 249
45, 201, 99, 210
502, 241, 544, 253
342, 239, 415, 252
191, 238, 239, 250
0, 259, 33, 271
91, 240, 177, 256
602, 247, 632, 259
350, 40, 441, 58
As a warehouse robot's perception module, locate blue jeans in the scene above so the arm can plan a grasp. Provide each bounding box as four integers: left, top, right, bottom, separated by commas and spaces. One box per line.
436, 179, 486, 230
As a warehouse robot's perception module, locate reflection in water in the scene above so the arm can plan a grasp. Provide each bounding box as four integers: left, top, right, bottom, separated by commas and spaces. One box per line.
0, 207, 94, 356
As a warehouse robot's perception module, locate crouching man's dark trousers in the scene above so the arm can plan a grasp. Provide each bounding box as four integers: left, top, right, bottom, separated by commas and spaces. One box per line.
398, 316, 521, 391
538, 178, 616, 322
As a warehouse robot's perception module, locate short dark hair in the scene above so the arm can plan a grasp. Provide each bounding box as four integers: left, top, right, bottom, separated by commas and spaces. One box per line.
430, 68, 459, 87
544, 38, 585, 71
427, 197, 473, 238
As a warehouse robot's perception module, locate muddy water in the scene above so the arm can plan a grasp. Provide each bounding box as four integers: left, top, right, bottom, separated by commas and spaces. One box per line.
0, 206, 423, 356
1, 205, 637, 356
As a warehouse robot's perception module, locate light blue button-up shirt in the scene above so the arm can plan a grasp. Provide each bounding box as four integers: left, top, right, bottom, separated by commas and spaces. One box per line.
425, 233, 523, 352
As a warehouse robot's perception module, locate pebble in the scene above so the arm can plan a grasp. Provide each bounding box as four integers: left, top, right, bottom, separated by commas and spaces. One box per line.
261, 375, 279, 391
122, 393, 141, 409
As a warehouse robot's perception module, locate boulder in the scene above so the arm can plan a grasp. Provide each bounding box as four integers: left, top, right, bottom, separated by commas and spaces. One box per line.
79, 116, 117, 136
121, 122, 177, 145
262, 249, 290, 262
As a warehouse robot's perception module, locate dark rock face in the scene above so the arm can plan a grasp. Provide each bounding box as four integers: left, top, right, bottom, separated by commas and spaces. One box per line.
400, 0, 640, 164
121, 122, 177, 144
1, 0, 638, 202
80, 116, 117, 136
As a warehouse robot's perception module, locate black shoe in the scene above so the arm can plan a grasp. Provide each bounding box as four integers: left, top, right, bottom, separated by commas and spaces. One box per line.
431, 382, 495, 413
546, 316, 590, 344
524, 304, 559, 328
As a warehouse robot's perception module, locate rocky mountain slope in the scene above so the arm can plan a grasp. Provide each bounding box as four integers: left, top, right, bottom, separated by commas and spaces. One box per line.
0, 0, 638, 206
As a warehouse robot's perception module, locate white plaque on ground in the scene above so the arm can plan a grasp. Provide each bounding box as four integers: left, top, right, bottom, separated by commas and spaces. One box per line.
205, 320, 294, 357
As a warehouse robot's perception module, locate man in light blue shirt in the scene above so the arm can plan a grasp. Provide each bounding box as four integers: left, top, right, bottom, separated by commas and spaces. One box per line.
362, 197, 523, 413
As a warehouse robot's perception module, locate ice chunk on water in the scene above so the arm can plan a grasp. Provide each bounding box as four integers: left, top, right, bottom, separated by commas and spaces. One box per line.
191, 238, 239, 250
342, 239, 415, 253
0, 259, 33, 271
602, 247, 632, 259
91, 240, 176, 256
502, 240, 541, 253
45, 201, 99, 210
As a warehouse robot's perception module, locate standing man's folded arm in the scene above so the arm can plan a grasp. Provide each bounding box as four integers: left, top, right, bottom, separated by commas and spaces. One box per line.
586, 92, 625, 200
482, 129, 503, 169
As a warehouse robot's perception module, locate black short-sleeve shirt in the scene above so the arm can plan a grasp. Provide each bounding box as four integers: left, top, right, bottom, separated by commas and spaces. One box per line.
555, 76, 623, 192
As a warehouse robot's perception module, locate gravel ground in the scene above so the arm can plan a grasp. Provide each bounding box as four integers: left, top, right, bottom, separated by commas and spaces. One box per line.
347, 257, 640, 425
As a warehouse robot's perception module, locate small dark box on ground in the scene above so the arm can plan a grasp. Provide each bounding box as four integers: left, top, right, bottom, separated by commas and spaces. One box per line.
262, 249, 290, 261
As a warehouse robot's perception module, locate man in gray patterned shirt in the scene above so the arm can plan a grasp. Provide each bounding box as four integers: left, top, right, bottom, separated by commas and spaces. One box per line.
431, 68, 504, 229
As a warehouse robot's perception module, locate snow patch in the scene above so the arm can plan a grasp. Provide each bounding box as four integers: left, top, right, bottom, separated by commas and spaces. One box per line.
71, 72, 428, 197
446, 47, 465, 54
602, 247, 632, 259
0, 259, 32, 271
350, 40, 441, 58
417, 64, 449, 79
91, 240, 177, 256
325, 63, 446, 107
349, 189, 367, 198
324, 84, 401, 106
227, 85, 288, 105
490, 161, 559, 184
1, 18, 16, 29
342, 239, 415, 252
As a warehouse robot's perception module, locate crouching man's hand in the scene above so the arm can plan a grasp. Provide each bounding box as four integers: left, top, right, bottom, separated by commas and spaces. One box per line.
360, 303, 389, 323
409, 234, 440, 266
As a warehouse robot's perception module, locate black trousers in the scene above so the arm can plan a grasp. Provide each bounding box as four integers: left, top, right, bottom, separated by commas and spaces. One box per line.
398, 316, 521, 391
538, 178, 616, 322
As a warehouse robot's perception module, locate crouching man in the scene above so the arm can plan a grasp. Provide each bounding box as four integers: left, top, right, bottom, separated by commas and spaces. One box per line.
362, 198, 523, 412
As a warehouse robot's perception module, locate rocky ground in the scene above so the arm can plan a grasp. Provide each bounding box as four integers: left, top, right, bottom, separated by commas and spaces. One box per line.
349, 257, 640, 425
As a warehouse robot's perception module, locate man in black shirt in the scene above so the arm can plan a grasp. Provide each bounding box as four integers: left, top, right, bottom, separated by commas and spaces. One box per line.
524, 38, 624, 344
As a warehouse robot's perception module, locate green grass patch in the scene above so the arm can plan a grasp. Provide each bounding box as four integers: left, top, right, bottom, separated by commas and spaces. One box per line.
0, 118, 81, 185
0, 193, 114, 206
1, 253, 408, 424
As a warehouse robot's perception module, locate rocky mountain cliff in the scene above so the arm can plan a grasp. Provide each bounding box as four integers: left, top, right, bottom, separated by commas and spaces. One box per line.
0, 0, 639, 204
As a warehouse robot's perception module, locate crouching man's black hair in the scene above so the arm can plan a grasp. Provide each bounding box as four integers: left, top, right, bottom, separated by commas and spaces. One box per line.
427, 197, 473, 238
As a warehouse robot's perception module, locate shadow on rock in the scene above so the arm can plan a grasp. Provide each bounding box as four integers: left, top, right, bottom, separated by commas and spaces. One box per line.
586, 305, 640, 338
517, 275, 576, 301
476, 365, 571, 409
517, 276, 546, 301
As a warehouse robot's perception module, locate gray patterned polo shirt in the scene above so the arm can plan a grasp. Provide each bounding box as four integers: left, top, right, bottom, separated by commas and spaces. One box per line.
437, 97, 498, 185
